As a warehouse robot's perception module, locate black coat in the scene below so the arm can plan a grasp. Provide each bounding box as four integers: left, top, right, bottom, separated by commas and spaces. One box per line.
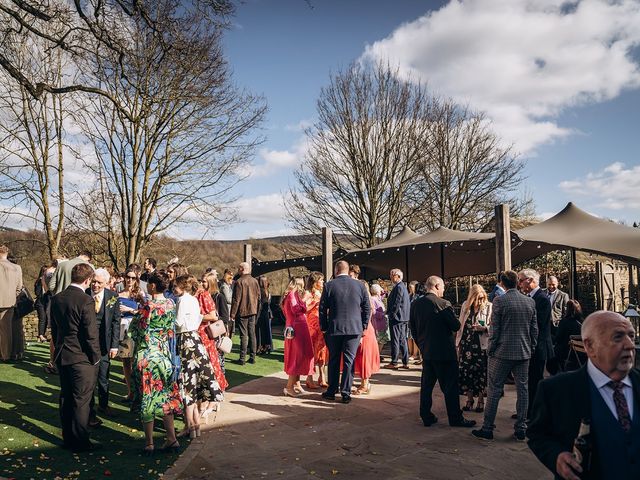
532, 289, 554, 361
409, 292, 460, 362
319, 275, 370, 336
50, 286, 101, 366
527, 366, 640, 479
86, 288, 121, 356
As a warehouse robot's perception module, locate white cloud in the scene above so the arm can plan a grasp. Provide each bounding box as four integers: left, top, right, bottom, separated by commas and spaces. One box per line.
243, 137, 307, 177
362, 0, 640, 154
231, 193, 289, 224
559, 162, 640, 209
284, 119, 313, 132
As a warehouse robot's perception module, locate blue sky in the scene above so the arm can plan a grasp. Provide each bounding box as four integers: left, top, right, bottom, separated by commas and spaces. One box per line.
216, 0, 640, 240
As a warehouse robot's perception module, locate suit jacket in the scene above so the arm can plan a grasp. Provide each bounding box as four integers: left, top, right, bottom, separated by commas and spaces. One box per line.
0, 259, 23, 308
49, 257, 91, 296
50, 285, 101, 366
542, 288, 570, 324
532, 288, 554, 361
528, 366, 640, 479
387, 281, 410, 325
488, 289, 538, 361
409, 292, 460, 362
230, 274, 261, 318
319, 275, 370, 335
86, 288, 121, 355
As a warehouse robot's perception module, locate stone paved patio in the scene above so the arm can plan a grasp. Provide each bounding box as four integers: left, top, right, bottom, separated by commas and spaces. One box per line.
164, 365, 551, 480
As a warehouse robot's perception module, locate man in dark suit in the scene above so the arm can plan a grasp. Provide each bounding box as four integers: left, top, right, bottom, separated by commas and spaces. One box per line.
384, 268, 411, 370
472, 270, 538, 441
87, 268, 121, 425
518, 269, 554, 418
50, 263, 101, 452
528, 311, 639, 480
319, 260, 370, 404
410, 275, 475, 428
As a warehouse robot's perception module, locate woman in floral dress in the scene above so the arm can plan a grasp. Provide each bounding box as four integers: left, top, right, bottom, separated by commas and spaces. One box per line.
455, 284, 492, 413
303, 272, 328, 388
130, 272, 182, 455
174, 275, 223, 439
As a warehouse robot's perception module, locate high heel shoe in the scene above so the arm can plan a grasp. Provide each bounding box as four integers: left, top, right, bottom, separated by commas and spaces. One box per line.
356, 384, 371, 395
189, 426, 198, 439
162, 440, 180, 452
462, 399, 474, 411
293, 385, 306, 395
283, 387, 298, 397
475, 403, 485, 413
142, 444, 155, 456
305, 380, 319, 390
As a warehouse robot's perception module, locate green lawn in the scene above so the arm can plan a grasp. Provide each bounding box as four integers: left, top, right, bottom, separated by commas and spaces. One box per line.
0, 334, 284, 480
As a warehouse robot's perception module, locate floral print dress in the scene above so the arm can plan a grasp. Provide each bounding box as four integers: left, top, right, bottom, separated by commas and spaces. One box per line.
458, 308, 488, 397
130, 298, 182, 423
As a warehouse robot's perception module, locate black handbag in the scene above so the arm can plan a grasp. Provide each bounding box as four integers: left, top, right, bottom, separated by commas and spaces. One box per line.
15, 287, 35, 318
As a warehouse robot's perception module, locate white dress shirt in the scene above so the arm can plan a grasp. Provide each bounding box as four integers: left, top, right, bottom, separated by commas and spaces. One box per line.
175, 293, 203, 333
587, 359, 634, 420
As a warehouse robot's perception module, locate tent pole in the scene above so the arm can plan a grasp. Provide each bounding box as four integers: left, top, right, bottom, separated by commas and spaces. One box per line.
440, 243, 445, 279
405, 247, 410, 282
322, 227, 333, 280
570, 248, 578, 300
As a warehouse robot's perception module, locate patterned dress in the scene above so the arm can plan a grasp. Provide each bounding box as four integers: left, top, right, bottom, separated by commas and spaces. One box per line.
303, 289, 328, 367
458, 308, 488, 397
130, 298, 182, 423
196, 290, 229, 392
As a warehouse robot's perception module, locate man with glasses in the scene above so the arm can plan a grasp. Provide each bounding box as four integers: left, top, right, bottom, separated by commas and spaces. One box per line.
87, 268, 121, 425
410, 275, 476, 428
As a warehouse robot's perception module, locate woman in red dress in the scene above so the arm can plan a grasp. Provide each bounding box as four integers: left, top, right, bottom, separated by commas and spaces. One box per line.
196, 272, 229, 414
353, 280, 381, 395
282, 277, 314, 396
303, 272, 328, 389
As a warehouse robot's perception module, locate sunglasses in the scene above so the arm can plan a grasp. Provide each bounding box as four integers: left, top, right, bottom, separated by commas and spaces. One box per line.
126, 276, 137, 280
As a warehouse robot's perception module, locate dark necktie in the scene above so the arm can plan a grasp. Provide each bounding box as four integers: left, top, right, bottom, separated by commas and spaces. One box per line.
608, 381, 631, 432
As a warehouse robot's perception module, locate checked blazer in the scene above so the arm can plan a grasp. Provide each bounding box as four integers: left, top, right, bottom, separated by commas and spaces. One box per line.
488, 288, 538, 361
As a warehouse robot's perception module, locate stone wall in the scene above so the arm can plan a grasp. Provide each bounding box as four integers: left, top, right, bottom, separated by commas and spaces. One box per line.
23, 312, 40, 342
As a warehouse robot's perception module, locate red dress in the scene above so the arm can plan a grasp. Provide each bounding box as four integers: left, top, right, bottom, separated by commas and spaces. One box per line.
354, 301, 381, 380
196, 290, 229, 391
283, 290, 314, 376
303, 290, 328, 367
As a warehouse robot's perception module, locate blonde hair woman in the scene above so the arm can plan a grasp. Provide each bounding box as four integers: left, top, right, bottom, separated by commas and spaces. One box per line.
281, 277, 314, 396
456, 284, 492, 413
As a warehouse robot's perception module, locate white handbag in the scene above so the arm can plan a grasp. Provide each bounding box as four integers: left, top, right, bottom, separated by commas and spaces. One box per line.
217, 336, 233, 354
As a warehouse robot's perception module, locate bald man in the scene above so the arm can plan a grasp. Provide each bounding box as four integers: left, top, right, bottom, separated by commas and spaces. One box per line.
528, 311, 640, 480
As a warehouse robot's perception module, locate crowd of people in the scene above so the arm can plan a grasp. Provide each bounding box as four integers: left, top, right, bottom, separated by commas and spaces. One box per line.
1, 242, 638, 479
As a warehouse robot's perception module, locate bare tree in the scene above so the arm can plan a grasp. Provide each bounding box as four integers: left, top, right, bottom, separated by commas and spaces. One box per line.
0, 39, 75, 260
289, 62, 430, 249
0, 0, 234, 104
71, 4, 265, 268
415, 99, 532, 231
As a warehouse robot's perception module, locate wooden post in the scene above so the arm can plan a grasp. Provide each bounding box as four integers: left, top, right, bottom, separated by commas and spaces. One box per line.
322, 227, 333, 280
495, 204, 512, 274
570, 248, 578, 300
243, 244, 252, 266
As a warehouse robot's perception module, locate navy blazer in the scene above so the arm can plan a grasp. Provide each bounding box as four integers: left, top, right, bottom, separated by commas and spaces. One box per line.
387, 281, 410, 325
319, 275, 370, 336
532, 288, 554, 361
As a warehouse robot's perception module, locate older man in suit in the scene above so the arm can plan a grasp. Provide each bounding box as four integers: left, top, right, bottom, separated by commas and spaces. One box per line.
472, 270, 538, 441
50, 263, 102, 452
319, 260, 370, 404
543, 276, 570, 327
519, 269, 554, 419
87, 268, 121, 425
384, 268, 411, 370
528, 311, 639, 480
0, 245, 23, 361
410, 275, 475, 428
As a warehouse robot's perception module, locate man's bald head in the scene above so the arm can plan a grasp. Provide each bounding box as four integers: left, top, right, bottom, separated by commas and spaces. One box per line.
582, 310, 635, 381
334, 260, 349, 275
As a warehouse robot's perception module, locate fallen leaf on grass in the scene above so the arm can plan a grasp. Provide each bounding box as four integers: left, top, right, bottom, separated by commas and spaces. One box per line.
331, 469, 339, 475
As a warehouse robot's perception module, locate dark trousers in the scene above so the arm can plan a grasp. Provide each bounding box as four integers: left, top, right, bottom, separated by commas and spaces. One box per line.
237, 315, 256, 361
419, 358, 463, 424
390, 322, 409, 365
89, 353, 111, 416
36, 293, 51, 337
59, 361, 98, 449
527, 355, 545, 418
325, 334, 360, 398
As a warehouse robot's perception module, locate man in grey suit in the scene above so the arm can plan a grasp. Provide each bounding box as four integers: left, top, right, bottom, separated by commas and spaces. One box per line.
319, 260, 370, 404
0, 245, 23, 361
542, 276, 569, 328
49, 250, 93, 295
472, 270, 538, 441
